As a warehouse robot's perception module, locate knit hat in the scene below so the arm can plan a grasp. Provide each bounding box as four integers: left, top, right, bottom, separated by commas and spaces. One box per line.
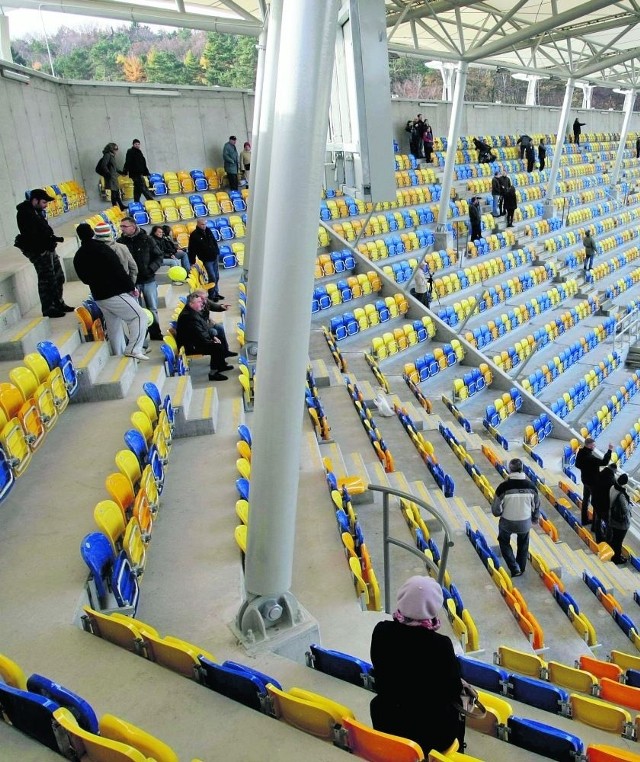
395, 575, 443, 623
618, 473, 629, 486
76, 223, 95, 242
93, 223, 113, 242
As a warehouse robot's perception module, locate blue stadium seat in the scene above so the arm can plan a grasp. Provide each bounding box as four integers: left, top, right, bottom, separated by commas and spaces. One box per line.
306, 644, 374, 689
26, 674, 99, 733
111, 550, 139, 613
236, 478, 250, 501
508, 674, 568, 714
458, 656, 507, 693
507, 716, 583, 761
0, 681, 62, 751
37, 341, 78, 397
80, 532, 114, 609
199, 657, 269, 711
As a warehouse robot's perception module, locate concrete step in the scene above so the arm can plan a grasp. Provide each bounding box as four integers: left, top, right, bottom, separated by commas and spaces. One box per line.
73, 340, 112, 389
0, 303, 23, 332
0, 316, 51, 360
76, 354, 138, 402
163, 374, 218, 437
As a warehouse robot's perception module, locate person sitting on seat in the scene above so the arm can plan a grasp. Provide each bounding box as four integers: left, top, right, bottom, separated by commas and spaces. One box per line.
176, 292, 233, 382
193, 288, 237, 358
370, 575, 465, 754
150, 225, 190, 273
473, 137, 495, 164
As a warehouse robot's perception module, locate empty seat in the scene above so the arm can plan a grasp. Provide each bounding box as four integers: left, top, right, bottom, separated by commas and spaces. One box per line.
306, 643, 374, 689
266, 683, 354, 740
507, 715, 584, 760
339, 716, 425, 761
199, 656, 277, 711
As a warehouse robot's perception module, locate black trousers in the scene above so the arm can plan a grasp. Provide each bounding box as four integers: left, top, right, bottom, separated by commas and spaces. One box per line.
227, 173, 239, 191
30, 250, 65, 315
110, 188, 126, 211
132, 176, 154, 202
539, 158, 545, 171
610, 527, 627, 562
581, 484, 592, 524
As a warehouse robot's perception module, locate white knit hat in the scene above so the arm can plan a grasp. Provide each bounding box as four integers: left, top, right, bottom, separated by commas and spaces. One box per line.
93, 222, 113, 241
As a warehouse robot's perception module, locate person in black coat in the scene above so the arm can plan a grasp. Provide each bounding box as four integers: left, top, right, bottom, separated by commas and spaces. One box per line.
525, 142, 535, 172
498, 171, 511, 215
609, 473, 632, 564
370, 575, 464, 754
15, 189, 72, 318
122, 139, 154, 202
503, 186, 517, 227
117, 218, 163, 339
538, 139, 546, 171
575, 437, 613, 526
74, 224, 148, 360
468, 196, 482, 241
573, 118, 585, 145
516, 134, 532, 160
176, 292, 232, 381
188, 218, 223, 300
592, 462, 618, 543
636, 136, 640, 159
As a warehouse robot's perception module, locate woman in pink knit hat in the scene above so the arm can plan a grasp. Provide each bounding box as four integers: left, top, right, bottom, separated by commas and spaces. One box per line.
369, 575, 464, 754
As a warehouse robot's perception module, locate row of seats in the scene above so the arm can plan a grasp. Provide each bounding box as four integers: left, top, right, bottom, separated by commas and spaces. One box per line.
313, 271, 382, 313
322, 326, 348, 372
0, 341, 78, 492
372, 315, 437, 360
345, 381, 394, 474
395, 407, 454, 497
584, 573, 640, 648
314, 249, 356, 278
440, 395, 473, 434
305, 368, 330, 441
551, 355, 629, 420
603, 265, 640, 301
452, 366, 493, 402
484, 389, 524, 428
0, 650, 184, 761
524, 413, 554, 447
402, 340, 465, 381
466, 230, 521, 258
80, 384, 173, 614
402, 371, 433, 415
35, 180, 87, 217
327, 294, 409, 340
577, 360, 640, 439
440, 425, 495, 505
150, 168, 232, 194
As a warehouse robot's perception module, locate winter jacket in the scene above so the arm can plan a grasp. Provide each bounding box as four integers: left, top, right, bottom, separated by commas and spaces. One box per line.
503, 187, 517, 212
468, 202, 481, 226
592, 464, 617, 516
101, 149, 121, 191
491, 472, 540, 526
538, 144, 546, 162
222, 141, 239, 174
188, 227, 220, 264
609, 483, 631, 530
117, 229, 162, 284
491, 176, 501, 195
573, 119, 585, 136
583, 234, 597, 255
107, 241, 138, 282
498, 175, 512, 193
123, 146, 150, 178
73, 239, 136, 300
15, 200, 59, 256
176, 306, 217, 353
575, 445, 611, 485
517, 135, 532, 147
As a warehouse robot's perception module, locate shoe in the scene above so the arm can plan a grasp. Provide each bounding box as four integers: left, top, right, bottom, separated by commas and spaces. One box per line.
125, 352, 150, 361
59, 303, 75, 312
222, 363, 234, 371
511, 569, 523, 578
225, 351, 238, 358
613, 557, 628, 565
149, 333, 164, 341
208, 372, 228, 381
43, 310, 66, 318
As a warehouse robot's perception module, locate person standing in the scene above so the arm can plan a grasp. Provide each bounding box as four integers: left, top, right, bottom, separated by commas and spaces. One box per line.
117, 217, 164, 340
575, 438, 613, 526
176, 292, 232, 382
468, 196, 482, 241
636, 136, 640, 159
491, 458, 540, 577
422, 122, 434, 164
74, 224, 148, 360
14, 189, 72, 318
410, 263, 429, 306
498, 171, 511, 216
100, 143, 126, 211
123, 139, 154, 202
592, 462, 618, 544
188, 218, 223, 301
516, 134, 532, 160
583, 230, 597, 271
491, 171, 501, 217
370, 575, 464, 754
538, 139, 546, 171
223, 135, 240, 191
573, 118, 586, 145
504, 185, 517, 227
525, 142, 535, 173
240, 141, 252, 187
92, 223, 138, 282
609, 473, 632, 565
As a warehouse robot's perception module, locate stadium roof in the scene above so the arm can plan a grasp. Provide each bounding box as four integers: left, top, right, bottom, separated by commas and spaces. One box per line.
3, 0, 640, 89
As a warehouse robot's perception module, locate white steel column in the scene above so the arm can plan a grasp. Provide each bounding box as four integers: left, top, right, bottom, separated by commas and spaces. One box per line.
437, 62, 468, 230
0, 16, 11, 62
243, 0, 283, 355
237, 0, 340, 639
544, 78, 574, 215
610, 90, 635, 190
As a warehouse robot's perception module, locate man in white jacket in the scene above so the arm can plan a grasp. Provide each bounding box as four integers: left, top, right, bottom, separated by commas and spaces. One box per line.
491, 458, 540, 577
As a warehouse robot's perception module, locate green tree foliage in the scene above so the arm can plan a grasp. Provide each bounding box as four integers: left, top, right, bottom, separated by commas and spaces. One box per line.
145, 47, 185, 84
55, 48, 94, 80
183, 50, 203, 85
200, 32, 257, 88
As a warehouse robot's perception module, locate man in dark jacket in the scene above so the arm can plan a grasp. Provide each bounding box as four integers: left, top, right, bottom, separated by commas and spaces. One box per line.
538, 139, 547, 171
525, 142, 535, 173
592, 462, 618, 543
188, 218, 223, 300
498, 171, 511, 216
15, 189, 72, 318
74, 224, 148, 360
491, 172, 501, 217
468, 196, 482, 241
176, 292, 232, 381
117, 217, 163, 339
123, 139, 154, 202
516, 134, 532, 160
491, 458, 540, 576
573, 118, 585, 145
575, 437, 613, 526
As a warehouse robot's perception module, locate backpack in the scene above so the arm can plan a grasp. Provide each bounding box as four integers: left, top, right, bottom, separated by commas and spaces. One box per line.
95, 156, 108, 178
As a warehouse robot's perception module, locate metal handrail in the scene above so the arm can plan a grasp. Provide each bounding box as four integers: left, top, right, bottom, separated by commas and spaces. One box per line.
367, 483, 455, 614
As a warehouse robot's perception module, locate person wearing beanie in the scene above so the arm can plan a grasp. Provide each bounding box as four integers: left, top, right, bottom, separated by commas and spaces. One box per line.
491, 458, 540, 577
369, 575, 464, 754
93, 222, 138, 282
73, 223, 149, 360
609, 473, 632, 564
14, 189, 73, 318
575, 438, 613, 526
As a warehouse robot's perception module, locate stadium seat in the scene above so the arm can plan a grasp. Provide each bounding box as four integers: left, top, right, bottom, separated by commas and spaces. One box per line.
266, 683, 355, 740
306, 644, 375, 690
0, 681, 62, 752
339, 716, 424, 761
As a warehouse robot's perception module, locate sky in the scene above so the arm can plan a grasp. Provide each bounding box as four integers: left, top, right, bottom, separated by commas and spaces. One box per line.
5, 9, 128, 39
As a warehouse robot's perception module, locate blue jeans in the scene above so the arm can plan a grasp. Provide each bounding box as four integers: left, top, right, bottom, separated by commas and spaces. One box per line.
163, 252, 190, 273
498, 524, 529, 575
138, 280, 159, 323
492, 194, 500, 215
203, 259, 220, 297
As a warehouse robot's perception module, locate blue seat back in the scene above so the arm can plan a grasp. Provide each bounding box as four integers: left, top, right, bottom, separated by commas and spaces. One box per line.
198, 657, 267, 711
26, 674, 99, 733
124, 429, 149, 468
236, 478, 250, 501
509, 674, 568, 714
0, 445, 16, 504
36, 340, 61, 371
237, 424, 252, 446
111, 551, 139, 613
0, 682, 61, 751
79, 532, 114, 607
307, 644, 373, 689
507, 716, 583, 761
458, 656, 507, 693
